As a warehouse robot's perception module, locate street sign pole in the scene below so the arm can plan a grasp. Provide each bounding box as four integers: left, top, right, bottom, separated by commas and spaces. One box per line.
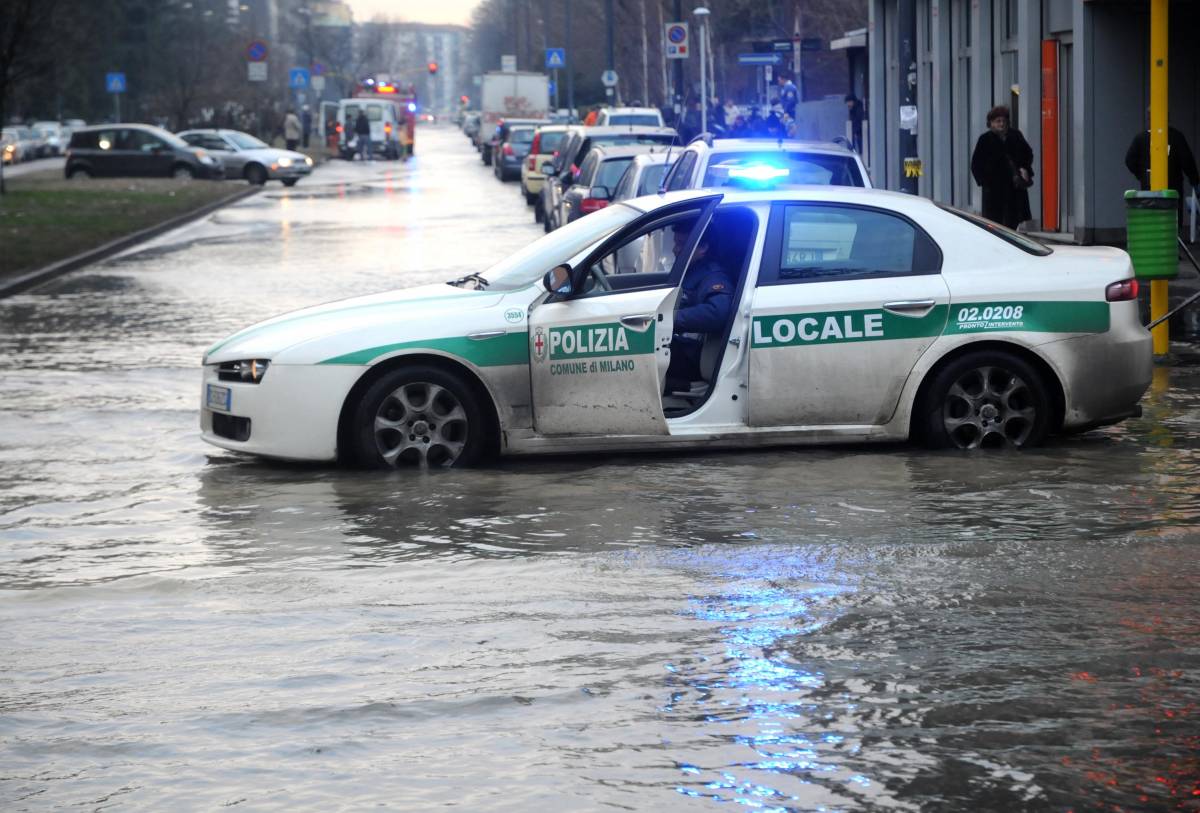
565, 0, 575, 117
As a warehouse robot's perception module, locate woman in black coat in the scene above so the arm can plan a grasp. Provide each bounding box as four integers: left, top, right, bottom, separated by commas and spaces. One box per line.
971, 105, 1034, 229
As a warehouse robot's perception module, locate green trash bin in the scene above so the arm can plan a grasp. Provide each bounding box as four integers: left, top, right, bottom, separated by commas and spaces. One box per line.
1125, 189, 1178, 279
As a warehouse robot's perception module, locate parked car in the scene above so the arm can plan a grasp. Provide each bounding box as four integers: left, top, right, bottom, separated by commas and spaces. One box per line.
595, 106, 665, 127
336, 98, 406, 160
521, 124, 570, 210
201, 187, 1151, 467
556, 144, 660, 226
64, 124, 224, 179
462, 113, 482, 142
32, 122, 69, 156
13, 126, 47, 159
660, 136, 871, 191
610, 152, 675, 204
179, 128, 312, 186
539, 125, 678, 231
482, 118, 547, 166
492, 125, 536, 182
1, 130, 20, 165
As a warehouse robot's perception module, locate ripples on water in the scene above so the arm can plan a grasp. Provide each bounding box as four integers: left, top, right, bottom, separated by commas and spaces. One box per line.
2, 132, 1199, 809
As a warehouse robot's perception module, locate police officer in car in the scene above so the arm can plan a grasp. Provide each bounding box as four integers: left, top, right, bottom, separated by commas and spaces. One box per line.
666, 224, 735, 392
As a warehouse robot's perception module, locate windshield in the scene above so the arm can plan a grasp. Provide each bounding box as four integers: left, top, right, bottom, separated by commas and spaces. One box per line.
537, 131, 566, 153
596, 158, 635, 189
510, 128, 535, 144
607, 114, 661, 127
702, 151, 864, 187
227, 131, 268, 150
474, 204, 641, 290
938, 204, 1053, 256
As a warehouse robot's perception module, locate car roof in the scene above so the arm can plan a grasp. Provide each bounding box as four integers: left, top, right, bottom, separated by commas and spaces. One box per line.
693, 137, 858, 157
567, 124, 677, 136
73, 123, 160, 133
589, 144, 671, 160
602, 107, 660, 115
629, 152, 675, 165
625, 186, 942, 214
533, 124, 571, 133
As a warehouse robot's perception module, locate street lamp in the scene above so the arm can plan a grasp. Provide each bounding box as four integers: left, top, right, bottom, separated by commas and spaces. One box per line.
694, 6, 710, 135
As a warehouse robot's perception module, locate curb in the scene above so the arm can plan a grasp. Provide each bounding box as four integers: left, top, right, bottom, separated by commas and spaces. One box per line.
0, 184, 262, 298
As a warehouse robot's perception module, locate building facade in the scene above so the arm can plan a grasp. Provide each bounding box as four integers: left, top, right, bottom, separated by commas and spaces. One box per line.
868, 0, 1200, 244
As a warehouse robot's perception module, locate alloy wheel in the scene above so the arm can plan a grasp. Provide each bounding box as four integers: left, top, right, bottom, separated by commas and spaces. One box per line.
941, 365, 1037, 448
373, 381, 469, 467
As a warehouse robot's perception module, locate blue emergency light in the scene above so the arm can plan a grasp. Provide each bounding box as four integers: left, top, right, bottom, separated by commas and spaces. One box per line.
408, 102, 417, 113
727, 163, 790, 183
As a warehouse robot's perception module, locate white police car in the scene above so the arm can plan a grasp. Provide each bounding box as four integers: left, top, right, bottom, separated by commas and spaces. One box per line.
201, 186, 1151, 467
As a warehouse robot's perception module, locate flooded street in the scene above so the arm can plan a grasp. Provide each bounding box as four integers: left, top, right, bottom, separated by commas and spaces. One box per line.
2, 126, 1199, 811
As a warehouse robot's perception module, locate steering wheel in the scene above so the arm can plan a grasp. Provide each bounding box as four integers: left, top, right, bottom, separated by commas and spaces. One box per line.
590, 264, 612, 292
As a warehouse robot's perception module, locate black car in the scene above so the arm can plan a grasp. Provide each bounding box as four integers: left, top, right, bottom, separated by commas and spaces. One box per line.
492, 125, 536, 182
65, 124, 224, 180
559, 145, 645, 225
482, 118, 546, 166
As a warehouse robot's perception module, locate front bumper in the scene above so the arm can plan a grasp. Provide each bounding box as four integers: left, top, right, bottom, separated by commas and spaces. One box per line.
197, 163, 226, 180
268, 163, 313, 180
200, 362, 364, 461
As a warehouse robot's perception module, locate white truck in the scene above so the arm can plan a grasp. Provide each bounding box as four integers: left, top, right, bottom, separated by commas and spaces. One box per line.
480, 71, 550, 129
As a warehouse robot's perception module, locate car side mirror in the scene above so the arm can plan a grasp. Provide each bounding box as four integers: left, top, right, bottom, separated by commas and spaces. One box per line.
542, 162, 558, 176
589, 185, 611, 201
543, 263, 574, 296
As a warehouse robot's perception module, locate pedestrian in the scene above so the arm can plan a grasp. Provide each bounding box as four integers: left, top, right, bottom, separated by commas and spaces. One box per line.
1124, 108, 1200, 228
354, 109, 371, 161
723, 98, 737, 130
300, 105, 312, 149
845, 94, 864, 153
776, 73, 799, 120
584, 106, 600, 126
283, 108, 302, 151
970, 105, 1034, 230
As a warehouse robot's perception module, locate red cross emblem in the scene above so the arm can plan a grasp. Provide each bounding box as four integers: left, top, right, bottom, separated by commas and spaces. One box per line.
533, 327, 546, 362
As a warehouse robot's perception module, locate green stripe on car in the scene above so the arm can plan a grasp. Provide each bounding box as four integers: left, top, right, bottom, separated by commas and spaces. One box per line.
319, 331, 530, 366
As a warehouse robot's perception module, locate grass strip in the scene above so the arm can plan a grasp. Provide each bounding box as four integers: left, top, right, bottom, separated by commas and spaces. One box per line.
0, 173, 242, 277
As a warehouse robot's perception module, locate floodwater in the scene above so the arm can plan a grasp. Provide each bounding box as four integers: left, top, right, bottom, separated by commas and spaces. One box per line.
2, 127, 1198, 811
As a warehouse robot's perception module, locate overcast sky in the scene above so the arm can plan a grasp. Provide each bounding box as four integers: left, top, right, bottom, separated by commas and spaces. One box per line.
346, 0, 481, 25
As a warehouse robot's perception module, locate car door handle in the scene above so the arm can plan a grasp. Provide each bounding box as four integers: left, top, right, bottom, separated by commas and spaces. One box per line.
467, 330, 506, 340
620, 313, 656, 329
883, 299, 936, 316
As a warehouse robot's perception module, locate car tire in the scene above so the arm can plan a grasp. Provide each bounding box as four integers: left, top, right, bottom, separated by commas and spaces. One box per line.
534, 202, 543, 223
917, 349, 1052, 449
281, 178, 299, 187
350, 365, 488, 469
66, 165, 91, 179
524, 190, 538, 206
171, 164, 196, 180
245, 164, 268, 186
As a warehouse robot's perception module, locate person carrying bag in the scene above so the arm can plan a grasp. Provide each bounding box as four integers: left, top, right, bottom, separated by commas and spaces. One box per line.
971, 105, 1034, 229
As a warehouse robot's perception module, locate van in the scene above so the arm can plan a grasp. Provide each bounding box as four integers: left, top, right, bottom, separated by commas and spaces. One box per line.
337, 99, 405, 160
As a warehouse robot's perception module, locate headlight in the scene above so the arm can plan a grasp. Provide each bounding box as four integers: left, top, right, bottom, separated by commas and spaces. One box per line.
217, 359, 271, 383
304, 156, 313, 166
195, 149, 216, 165
277, 156, 293, 167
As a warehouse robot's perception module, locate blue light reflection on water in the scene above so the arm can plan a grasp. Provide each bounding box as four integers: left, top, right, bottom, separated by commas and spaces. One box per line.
667, 571, 875, 810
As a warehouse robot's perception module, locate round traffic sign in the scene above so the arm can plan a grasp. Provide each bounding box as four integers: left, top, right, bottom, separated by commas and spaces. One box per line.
601, 69, 619, 88
667, 24, 687, 44
246, 40, 268, 62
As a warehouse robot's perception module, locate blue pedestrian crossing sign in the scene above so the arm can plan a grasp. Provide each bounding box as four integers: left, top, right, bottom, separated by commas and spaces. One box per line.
545, 48, 566, 70
105, 72, 126, 93
288, 67, 310, 89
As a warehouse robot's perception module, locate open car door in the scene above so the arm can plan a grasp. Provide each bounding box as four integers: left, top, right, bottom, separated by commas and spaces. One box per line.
529, 194, 722, 436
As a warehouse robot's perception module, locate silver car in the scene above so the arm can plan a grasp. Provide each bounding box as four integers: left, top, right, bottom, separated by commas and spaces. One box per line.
178, 129, 313, 186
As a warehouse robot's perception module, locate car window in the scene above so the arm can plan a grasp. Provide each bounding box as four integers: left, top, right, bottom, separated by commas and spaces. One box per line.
592, 133, 675, 148
775, 204, 933, 282
510, 128, 535, 144
577, 153, 599, 184
588, 206, 708, 286
702, 152, 864, 187
555, 134, 581, 169
366, 105, 383, 121
666, 151, 697, 191
937, 204, 1053, 256
596, 157, 634, 190
613, 165, 636, 200
637, 163, 669, 195
69, 130, 101, 149
537, 131, 566, 153
119, 130, 165, 152
196, 134, 229, 151
479, 203, 640, 290
605, 114, 662, 127
226, 131, 268, 150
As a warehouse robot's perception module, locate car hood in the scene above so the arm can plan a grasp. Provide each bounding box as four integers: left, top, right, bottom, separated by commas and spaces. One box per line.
204, 283, 506, 364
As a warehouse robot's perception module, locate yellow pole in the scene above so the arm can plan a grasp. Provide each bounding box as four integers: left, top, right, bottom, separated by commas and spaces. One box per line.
1150, 0, 1169, 355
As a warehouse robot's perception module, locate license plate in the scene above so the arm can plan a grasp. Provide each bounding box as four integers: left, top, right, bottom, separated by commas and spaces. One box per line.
206, 383, 231, 413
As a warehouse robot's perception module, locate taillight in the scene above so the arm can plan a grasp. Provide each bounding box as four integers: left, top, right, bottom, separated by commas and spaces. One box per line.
528, 156, 537, 170
385, 122, 392, 134
530, 133, 541, 155
1106, 278, 1139, 301
503, 143, 514, 156
336, 124, 343, 133
580, 198, 609, 214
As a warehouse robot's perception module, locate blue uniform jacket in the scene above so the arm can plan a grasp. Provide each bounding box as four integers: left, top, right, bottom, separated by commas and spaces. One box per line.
674, 259, 734, 334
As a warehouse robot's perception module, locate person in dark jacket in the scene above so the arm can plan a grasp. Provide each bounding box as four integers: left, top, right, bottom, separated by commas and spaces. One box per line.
666, 225, 735, 391
354, 110, 371, 161
1124, 111, 1199, 227
971, 105, 1034, 229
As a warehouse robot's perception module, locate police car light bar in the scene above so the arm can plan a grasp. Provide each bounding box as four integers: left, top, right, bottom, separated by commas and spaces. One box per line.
727, 164, 790, 182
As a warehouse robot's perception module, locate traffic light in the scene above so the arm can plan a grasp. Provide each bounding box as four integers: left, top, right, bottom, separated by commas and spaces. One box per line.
427, 62, 438, 75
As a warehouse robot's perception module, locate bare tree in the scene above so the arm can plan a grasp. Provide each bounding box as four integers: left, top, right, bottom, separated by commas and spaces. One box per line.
0, 0, 58, 194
